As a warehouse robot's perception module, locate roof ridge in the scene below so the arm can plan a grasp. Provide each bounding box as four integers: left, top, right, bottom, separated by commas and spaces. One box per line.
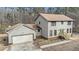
39, 13, 64, 15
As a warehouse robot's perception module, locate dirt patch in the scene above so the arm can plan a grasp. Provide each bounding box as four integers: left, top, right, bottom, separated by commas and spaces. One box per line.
0, 34, 7, 37
0, 44, 7, 51
34, 37, 65, 47
70, 33, 79, 40
0, 34, 8, 51
42, 40, 79, 51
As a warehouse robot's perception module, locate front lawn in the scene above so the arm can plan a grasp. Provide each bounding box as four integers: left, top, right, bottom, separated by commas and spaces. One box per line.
34, 37, 65, 46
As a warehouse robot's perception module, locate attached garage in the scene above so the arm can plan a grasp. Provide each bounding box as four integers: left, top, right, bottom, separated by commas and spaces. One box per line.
6, 23, 36, 44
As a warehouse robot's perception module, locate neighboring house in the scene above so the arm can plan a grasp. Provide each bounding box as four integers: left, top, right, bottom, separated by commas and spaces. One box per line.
6, 23, 36, 44
35, 13, 74, 38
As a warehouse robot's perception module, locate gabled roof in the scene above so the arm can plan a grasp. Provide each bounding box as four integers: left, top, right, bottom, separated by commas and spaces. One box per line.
6, 23, 21, 32
6, 23, 36, 32
23, 24, 36, 30
35, 13, 74, 21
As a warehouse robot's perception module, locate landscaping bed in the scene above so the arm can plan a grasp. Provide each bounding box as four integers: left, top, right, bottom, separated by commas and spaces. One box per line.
34, 37, 66, 46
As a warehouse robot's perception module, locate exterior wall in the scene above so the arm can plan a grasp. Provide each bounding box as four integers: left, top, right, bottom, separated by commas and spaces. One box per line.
35, 16, 48, 38
7, 25, 36, 43
35, 16, 73, 38
48, 21, 73, 38
36, 30, 41, 36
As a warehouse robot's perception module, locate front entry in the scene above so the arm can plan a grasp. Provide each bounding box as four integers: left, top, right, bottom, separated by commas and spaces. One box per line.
54, 30, 57, 36
36, 26, 42, 36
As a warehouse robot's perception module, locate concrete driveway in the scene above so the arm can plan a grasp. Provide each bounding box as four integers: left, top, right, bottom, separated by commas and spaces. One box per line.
4, 42, 41, 51
42, 40, 79, 51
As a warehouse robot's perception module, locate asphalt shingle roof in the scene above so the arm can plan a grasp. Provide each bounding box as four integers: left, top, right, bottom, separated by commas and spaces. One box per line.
39, 13, 74, 21
6, 23, 36, 32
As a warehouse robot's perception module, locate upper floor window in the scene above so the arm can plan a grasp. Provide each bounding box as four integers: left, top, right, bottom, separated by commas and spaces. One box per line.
51, 21, 56, 26
61, 21, 64, 24
68, 21, 71, 25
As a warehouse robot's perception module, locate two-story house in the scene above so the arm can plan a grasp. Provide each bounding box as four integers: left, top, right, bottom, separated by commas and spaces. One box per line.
35, 13, 74, 38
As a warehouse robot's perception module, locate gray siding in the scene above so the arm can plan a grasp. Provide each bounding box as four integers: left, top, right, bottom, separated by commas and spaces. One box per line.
35, 16, 48, 38
48, 21, 73, 37
7, 25, 36, 43
35, 15, 73, 38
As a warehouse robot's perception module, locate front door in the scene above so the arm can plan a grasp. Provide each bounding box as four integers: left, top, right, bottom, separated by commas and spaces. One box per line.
36, 28, 42, 36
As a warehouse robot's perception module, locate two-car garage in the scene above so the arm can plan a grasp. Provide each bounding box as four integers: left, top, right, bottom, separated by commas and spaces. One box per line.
12, 34, 33, 44
6, 24, 36, 44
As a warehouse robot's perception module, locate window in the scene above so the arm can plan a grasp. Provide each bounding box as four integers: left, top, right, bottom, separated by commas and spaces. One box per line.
39, 21, 40, 24
38, 29, 40, 32
54, 30, 57, 36
60, 29, 64, 32
68, 21, 71, 25
51, 21, 56, 26
61, 21, 64, 24
59, 29, 64, 35
70, 28, 72, 33
50, 30, 52, 36
67, 29, 69, 33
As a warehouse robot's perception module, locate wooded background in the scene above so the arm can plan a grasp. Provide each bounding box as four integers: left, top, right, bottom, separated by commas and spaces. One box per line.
0, 7, 79, 33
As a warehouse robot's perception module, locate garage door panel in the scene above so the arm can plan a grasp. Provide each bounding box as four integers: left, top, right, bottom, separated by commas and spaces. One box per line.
12, 35, 33, 44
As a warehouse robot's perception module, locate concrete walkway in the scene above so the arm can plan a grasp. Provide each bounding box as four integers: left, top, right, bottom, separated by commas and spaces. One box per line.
42, 39, 79, 51
40, 40, 71, 48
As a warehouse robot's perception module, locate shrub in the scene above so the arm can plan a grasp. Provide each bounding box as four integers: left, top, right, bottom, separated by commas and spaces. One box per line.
58, 30, 69, 40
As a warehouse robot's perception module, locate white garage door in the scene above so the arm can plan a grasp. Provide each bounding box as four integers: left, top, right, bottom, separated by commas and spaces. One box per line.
12, 34, 33, 44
